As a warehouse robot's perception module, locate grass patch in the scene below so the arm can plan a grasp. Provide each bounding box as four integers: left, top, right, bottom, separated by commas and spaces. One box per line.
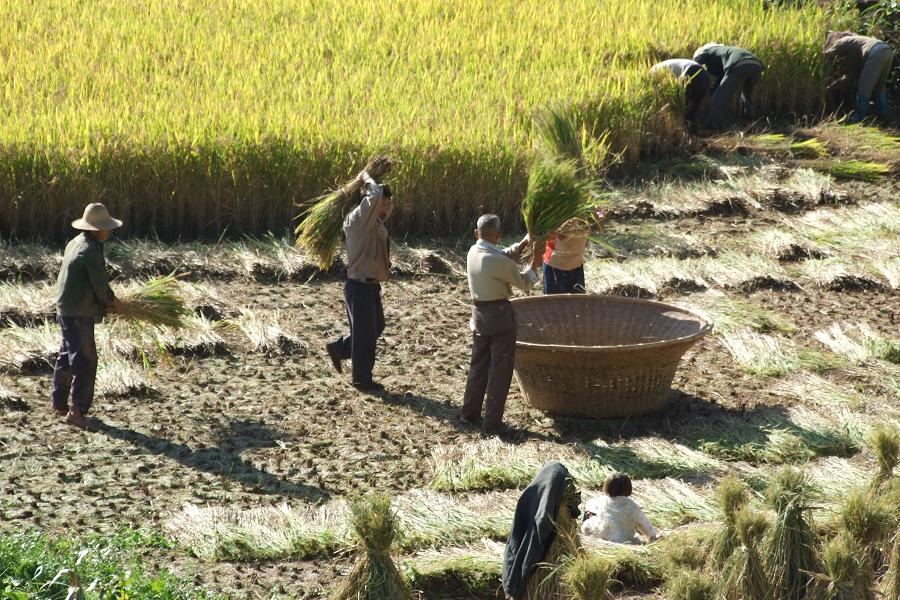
0, 529, 214, 599
719, 329, 843, 377
681, 294, 795, 334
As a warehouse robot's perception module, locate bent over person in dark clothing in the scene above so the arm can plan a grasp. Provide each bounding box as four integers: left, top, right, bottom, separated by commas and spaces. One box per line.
692, 43, 765, 130
650, 58, 711, 121
53, 203, 123, 429
824, 31, 894, 122
326, 171, 393, 393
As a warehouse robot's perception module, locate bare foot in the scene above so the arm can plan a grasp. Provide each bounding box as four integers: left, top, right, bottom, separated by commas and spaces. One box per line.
65, 410, 89, 430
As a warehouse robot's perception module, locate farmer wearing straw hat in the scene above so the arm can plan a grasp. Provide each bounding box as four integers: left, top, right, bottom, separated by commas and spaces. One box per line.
692, 43, 765, 130
459, 215, 542, 437
53, 203, 123, 429
326, 170, 393, 393
824, 31, 894, 123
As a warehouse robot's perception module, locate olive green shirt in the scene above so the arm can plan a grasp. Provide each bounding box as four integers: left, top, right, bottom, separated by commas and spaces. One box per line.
55, 233, 115, 317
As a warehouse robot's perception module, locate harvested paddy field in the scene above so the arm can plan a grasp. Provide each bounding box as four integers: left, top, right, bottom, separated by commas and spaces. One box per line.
1, 135, 898, 598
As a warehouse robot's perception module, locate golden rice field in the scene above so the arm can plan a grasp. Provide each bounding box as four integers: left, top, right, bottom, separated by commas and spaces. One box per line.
0, 0, 851, 240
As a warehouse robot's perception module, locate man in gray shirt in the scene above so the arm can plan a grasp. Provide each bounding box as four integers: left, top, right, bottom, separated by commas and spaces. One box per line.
824, 31, 894, 122
53, 203, 122, 428
460, 214, 541, 436
326, 171, 393, 392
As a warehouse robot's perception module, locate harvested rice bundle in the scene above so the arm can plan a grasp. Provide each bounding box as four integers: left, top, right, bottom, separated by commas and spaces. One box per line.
809, 533, 875, 600
722, 508, 771, 600
295, 155, 392, 270
533, 105, 584, 166
562, 553, 612, 600
522, 156, 597, 239
839, 488, 894, 551
711, 475, 751, 567
765, 467, 819, 600
868, 424, 900, 488
116, 274, 189, 329
805, 160, 890, 182
329, 492, 413, 600
524, 481, 582, 600
882, 534, 899, 600
664, 569, 716, 600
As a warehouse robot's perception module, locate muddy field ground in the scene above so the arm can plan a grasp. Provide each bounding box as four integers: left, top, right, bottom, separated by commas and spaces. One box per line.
1, 132, 898, 599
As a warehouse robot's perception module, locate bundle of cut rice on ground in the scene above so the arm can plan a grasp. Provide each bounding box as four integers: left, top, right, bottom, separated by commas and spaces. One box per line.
115, 274, 190, 329
295, 155, 392, 270
329, 492, 413, 600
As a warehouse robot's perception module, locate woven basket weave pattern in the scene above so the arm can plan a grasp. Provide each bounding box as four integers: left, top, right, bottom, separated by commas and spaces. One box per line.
512, 295, 711, 418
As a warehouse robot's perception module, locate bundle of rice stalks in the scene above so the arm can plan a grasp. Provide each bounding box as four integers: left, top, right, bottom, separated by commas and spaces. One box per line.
561, 553, 612, 600
765, 467, 819, 600
664, 569, 716, 600
295, 156, 392, 271
402, 541, 503, 596
839, 488, 893, 552
723, 508, 771, 600
524, 481, 582, 600
330, 492, 413, 600
534, 104, 584, 165
742, 134, 828, 159
96, 355, 152, 398
805, 160, 890, 182
632, 478, 718, 529
711, 475, 751, 567
522, 156, 597, 239
808, 533, 875, 600
0, 320, 59, 373
116, 274, 189, 329
868, 424, 900, 488
882, 534, 900, 600
814, 322, 900, 365
229, 309, 306, 355
771, 374, 866, 409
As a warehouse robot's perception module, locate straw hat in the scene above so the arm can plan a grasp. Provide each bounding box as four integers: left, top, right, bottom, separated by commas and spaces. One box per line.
71, 203, 123, 231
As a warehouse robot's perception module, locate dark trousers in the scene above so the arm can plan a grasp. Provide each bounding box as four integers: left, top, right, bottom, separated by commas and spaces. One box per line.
684, 64, 711, 121
704, 61, 764, 130
334, 279, 384, 385
543, 263, 586, 294
461, 301, 517, 429
51, 316, 98, 414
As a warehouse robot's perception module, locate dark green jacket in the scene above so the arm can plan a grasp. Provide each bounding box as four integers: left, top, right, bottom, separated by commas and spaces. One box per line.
692, 45, 764, 81
55, 233, 116, 318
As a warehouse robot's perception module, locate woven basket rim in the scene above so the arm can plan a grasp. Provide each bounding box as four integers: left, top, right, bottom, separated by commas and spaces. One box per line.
511, 294, 713, 352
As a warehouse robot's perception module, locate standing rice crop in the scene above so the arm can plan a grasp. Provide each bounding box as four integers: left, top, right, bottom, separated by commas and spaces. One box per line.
295, 156, 392, 271
765, 467, 819, 600
116, 274, 189, 329
329, 492, 413, 600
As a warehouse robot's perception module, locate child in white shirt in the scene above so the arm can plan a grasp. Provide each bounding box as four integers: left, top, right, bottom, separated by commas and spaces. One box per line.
582, 473, 660, 544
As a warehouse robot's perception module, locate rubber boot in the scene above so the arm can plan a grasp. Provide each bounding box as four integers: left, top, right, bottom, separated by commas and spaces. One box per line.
847, 95, 870, 123
875, 90, 890, 117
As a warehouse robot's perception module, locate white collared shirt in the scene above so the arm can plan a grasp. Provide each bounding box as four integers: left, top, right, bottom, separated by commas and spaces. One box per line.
466, 239, 538, 302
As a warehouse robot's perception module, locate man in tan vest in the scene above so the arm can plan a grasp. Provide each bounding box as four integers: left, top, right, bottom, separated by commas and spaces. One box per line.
460, 214, 541, 436
326, 171, 392, 393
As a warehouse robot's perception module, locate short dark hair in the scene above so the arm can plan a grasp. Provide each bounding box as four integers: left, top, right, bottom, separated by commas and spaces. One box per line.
603, 473, 632, 497
381, 184, 393, 198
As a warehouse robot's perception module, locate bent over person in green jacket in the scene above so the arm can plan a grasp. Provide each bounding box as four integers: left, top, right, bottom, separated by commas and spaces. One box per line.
52, 203, 123, 429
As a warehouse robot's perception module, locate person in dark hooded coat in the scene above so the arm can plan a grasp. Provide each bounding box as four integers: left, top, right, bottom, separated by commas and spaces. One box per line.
502, 461, 580, 599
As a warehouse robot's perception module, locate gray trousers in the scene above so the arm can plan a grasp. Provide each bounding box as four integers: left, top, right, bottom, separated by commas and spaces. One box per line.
461, 300, 517, 429
858, 43, 894, 100
51, 316, 98, 414
703, 60, 764, 130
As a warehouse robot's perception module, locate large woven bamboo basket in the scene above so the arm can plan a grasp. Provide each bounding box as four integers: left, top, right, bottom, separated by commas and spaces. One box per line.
512, 295, 712, 418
